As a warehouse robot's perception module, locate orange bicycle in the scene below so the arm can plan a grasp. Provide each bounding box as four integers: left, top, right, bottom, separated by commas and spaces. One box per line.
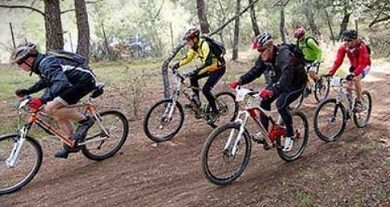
0, 84, 129, 195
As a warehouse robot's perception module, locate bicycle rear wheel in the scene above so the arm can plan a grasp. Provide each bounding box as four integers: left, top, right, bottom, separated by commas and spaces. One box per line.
0, 134, 42, 195
313, 98, 347, 142
205, 92, 239, 128
314, 78, 330, 103
201, 122, 251, 185
353, 91, 372, 128
276, 110, 309, 162
143, 99, 184, 142
81, 111, 129, 161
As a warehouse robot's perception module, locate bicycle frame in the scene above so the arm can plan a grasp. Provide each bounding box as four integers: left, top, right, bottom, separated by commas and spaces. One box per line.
225, 87, 282, 156
5, 99, 107, 168
330, 77, 356, 117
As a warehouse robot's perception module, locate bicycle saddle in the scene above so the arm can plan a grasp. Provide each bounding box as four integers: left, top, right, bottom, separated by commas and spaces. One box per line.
90, 83, 105, 98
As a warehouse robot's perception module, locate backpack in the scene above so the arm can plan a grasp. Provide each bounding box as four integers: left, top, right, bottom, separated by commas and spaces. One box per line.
359, 40, 371, 56
303, 36, 319, 51
280, 43, 306, 67
47, 50, 87, 65
200, 35, 226, 59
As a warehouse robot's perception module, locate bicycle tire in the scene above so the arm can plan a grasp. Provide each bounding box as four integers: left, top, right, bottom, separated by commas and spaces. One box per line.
82, 111, 129, 161
276, 110, 309, 162
313, 98, 347, 142
143, 99, 184, 142
353, 91, 372, 128
314, 78, 330, 103
205, 92, 239, 128
0, 134, 42, 195
201, 122, 251, 185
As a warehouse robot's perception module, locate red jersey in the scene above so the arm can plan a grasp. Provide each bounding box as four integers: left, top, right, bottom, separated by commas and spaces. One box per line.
329, 41, 371, 76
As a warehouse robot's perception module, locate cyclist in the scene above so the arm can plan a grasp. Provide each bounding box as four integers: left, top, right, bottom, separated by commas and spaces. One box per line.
172, 27, 226, 122
294, 27, 324, 91
229, 32, 307, 151
327, 29, 371, 111
11, 42, 97, 159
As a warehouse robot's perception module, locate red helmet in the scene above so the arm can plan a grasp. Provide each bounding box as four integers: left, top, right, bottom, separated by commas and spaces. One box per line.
251, 32, 273, 50
294, 27, 305, 39
183, 28, 200, 41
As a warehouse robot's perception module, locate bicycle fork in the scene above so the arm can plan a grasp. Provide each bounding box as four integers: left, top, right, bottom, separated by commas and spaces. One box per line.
224, 111, 249, 156
5, 127, 28, 168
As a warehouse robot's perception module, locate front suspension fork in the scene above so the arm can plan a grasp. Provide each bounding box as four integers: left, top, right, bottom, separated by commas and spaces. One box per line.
224, 111, 249, 156
5, 127, 28, 168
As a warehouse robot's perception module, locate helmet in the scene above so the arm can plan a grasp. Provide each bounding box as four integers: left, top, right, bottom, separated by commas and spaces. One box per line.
342, 29, 358, 40
294, 27, 305, 39
11, 42, 38, 64
251, 32, 273, 50
183, 28, 200, 41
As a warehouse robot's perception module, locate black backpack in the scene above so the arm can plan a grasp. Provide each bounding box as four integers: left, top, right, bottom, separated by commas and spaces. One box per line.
47, 50, 87, 65
359, 40, 371, 56
280, 43, 306, 67
200, 35, 226, 59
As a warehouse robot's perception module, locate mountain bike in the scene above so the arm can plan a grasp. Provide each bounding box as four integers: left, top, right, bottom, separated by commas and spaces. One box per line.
290, 64, 330, 109
143, 68, 238, 142
313, 77, 372, 142
0, 84, 129, 195
200, 86, 308, 185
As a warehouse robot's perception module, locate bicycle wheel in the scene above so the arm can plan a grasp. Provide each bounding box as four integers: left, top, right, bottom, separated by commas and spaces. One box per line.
314, 98, 347, 142
314, 78, 330, 103
205, 92, 239, 128
201, 122, 251, 185
276, 110, 309, 162
143, 99, 184, 142
81, 111, 129, 161
0, 134, 42, 195
353, 91, 372, 128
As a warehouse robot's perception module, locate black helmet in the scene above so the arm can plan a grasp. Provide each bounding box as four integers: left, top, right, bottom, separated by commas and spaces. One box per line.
11, 42, 38, 64
251, 32, 273, 50
183, 28, 200, 41
342, 30, 358, 40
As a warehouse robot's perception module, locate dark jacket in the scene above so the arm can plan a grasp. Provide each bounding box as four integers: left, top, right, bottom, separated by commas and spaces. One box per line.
27, 53, 96, 103
238, 45, 307, 95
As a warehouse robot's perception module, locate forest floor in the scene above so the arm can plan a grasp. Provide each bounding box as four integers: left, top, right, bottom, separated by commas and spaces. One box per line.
0, 58, 389, 207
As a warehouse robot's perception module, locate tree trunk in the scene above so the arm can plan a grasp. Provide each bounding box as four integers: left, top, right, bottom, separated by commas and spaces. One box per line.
280, 6, 286, 43
324, 8, 335, 44
196, 0, 210, 34
74, 0, 90, 61
249, 0, 260, 36
338, 8, 351, 40
44, 0, 64, 50
304, 4, 320, 37
232, 0, 241, 61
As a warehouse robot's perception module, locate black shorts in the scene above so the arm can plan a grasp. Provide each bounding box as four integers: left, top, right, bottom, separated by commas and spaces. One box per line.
56, 79, 96, 105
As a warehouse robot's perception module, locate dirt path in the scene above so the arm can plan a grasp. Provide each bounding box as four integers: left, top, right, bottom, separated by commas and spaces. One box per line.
1, 67, 389, 207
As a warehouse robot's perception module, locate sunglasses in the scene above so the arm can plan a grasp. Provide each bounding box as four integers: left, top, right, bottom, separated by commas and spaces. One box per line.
344, 39, 353, 42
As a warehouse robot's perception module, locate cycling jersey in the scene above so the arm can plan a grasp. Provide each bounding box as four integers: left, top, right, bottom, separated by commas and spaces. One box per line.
28, 53, 96, 103
297, 37, 322, 63
329, 41, 371, 76
178, 38, 224, 74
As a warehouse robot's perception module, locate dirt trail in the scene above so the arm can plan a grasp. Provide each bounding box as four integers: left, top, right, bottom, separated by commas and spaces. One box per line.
0, 66, 389, 207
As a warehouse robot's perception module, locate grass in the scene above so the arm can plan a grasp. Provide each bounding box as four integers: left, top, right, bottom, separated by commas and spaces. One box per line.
295, 192, 314, 206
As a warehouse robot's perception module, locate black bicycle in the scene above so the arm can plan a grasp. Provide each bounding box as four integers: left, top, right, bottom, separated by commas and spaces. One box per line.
143, 68, 238, 142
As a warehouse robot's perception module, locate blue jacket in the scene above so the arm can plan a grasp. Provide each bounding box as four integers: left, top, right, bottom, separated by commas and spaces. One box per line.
27, 53, 96, 103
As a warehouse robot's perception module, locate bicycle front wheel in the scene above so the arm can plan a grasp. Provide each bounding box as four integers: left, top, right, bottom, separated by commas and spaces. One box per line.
276, 110, 309, 162
143, 99, 184, 142
0, 134, 42, 195
314, 99, 347, 142
82, 111, 129, 161
201, 122, 251, 185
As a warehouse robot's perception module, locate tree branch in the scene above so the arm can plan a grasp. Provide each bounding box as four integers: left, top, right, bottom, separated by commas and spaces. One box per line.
369, 16, 390, 27
61, 9, 75, 14
0, 4, 45, 16
210, 0, 261, 36
153, 0, 165, 21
